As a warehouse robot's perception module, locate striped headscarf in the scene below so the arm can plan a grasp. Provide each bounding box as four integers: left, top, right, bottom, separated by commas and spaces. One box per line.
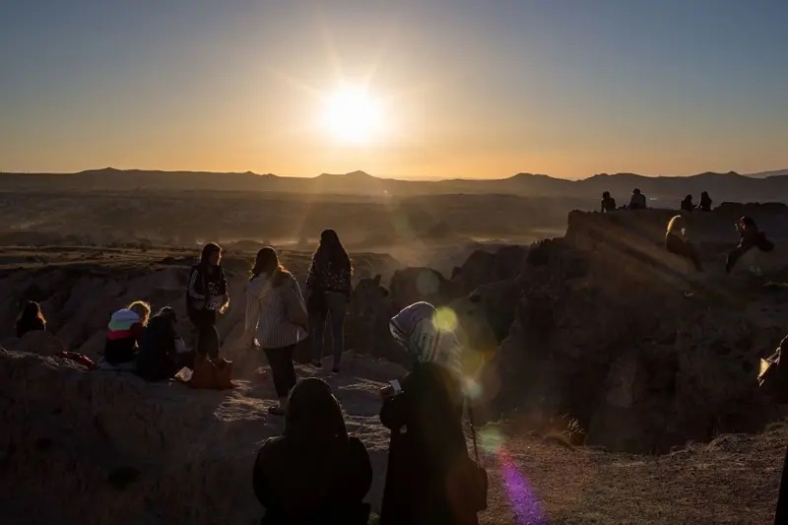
389, 301, 463, 382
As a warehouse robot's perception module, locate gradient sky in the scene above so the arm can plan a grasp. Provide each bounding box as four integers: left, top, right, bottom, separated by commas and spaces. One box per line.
1, 0, 786, 179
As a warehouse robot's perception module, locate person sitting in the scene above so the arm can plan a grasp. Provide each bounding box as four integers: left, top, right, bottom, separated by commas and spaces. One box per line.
600, 191, 617, 213
665, 215, 703, 271
104, 300, 150, 367
253, 377, 372, 525
628, 188, 647, 210
136, 307, 193, 382
680, 195, 695, 212
726, 216, 775, 273
380, 301, 482, 525
15, 301, 47, 338
699, 191, 713, 212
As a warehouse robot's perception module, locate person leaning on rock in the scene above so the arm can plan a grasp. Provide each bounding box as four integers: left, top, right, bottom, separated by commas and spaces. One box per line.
726, 216, 775, 273
187, 242, 229, 360
253, 377, 372, 525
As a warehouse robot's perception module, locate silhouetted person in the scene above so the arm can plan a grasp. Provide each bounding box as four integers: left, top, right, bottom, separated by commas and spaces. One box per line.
104, 300, 150, 367
306, 229, 352, 373
726, 216, 775, 273
136, 307, 193, 382
244, 247, 308, 416
381, 302, 482, 525
665, 216, 703, 271
680, 195, 695, 212
15, 301, 47, 338
628, 188, 647, 210
187, 242, 229, 360
699, 191, 712, 212
253, 378, 372, 525
600, 191, 616, 213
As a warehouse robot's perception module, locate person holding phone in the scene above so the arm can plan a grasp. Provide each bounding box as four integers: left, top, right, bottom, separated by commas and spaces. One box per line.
187, 242, 230, 360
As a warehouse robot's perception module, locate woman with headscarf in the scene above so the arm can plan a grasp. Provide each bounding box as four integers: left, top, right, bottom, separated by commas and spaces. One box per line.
305, 229, 353, 373
187, 242, 230, 359
244, 247, 308, 415
253, 377, 372, 524
380, 301, 482, 525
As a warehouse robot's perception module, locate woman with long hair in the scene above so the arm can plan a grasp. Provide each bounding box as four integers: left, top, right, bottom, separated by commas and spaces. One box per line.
380, 302, 483, 525
306, 229, 352, 373
186, 242, 230, 359
665, 215, 703, 271
245, 247, 308, 415
15, 301, 47, 338
253, 378, 372, 524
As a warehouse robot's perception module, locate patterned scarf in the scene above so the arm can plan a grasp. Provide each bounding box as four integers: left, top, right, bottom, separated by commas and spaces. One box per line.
389, 301, 463, 382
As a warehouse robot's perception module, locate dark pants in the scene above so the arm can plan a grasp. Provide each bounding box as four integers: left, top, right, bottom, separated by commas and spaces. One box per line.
666, 234, 703, 271
190, 309, 219, 359
310, 291, 348, 366
726, 233, 774, 272
264, 344, 297, 398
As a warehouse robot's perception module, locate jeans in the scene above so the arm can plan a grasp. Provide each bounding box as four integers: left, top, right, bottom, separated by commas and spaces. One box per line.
310, 291, 348, 365
190, 309, 219, 359
264, 344, 297, 398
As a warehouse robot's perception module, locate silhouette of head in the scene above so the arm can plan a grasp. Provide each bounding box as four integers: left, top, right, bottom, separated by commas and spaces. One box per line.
633, 188, 641, 195
251, 247, 280, 277
685, 194, 693, 201
156, 306, 177, 324
702, 191, 709, 198
740, 216, 755, 229
201, 242, 222, 266
17, 300, 45, 323
127, 300, 151, 326
314, 229, 350, 268
602, 191, 610, 199
285, 378, 348, 448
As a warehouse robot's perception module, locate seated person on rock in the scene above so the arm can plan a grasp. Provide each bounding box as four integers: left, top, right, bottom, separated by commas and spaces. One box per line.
600, 191, 617, 213
16, 300, 47, 338
136, 307, 193, 382
726, 216, 775, 274
628, 188, 647, 210
253, 377, 372, 525
680, 194, 696, 212
699, 191, 713, 212
665, 215, 703, 271
104, 301, 151, 367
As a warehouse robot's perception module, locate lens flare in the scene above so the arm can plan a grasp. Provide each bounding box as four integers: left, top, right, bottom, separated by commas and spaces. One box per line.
433, 306, 458, 332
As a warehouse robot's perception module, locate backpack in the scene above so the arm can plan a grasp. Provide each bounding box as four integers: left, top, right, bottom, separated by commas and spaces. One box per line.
758, 342, 788, 403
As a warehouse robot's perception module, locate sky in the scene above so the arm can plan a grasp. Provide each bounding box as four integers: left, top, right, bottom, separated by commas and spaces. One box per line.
0, 0, 786, 180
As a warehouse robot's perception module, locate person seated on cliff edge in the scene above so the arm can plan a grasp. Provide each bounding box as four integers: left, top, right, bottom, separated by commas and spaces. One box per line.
600, 191, 617, 213
103, 300, 151, 368
726, 215, 775, 274
380, 301, 485, 525
627, 188, 647, 210
136, 307, 193, 382
680, 194, 696, 212
253, 377, 373, 525
15, 300, 47, 338
187, 242, 230, 361
699, 191, 713, 212
665, 215, 703, 272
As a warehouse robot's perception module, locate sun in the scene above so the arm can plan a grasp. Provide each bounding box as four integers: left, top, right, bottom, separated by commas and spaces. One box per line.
322, 85, 384, 144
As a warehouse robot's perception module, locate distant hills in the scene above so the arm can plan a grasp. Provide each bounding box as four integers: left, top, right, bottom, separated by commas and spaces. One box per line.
2, 167, 788, 202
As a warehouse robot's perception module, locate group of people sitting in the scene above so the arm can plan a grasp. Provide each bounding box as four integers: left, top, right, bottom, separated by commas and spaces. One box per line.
253, 301, 486, 524
601, 188, 714, 213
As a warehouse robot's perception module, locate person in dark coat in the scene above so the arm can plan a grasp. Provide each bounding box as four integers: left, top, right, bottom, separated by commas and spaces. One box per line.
680, 195, 695, 212
699, 191, 713, 212
726, 216, 775, 273
600, 191, 616, 213
252, 377, 372, 525
380, 302, 481, 525
628, 188, 647, 210
187, 242, 230, 359
775, 443, 788, 524
665, 215, 703, 271
15, 301, 47, 338
136, 307, 192, 381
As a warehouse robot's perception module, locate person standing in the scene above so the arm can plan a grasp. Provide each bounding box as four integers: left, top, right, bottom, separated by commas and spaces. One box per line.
187, 242, 230, 360
246, 247, 308, 416
306, 229, 352, 373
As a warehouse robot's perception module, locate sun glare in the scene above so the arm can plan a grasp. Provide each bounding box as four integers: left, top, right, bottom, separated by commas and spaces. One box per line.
323, 85, 384, 144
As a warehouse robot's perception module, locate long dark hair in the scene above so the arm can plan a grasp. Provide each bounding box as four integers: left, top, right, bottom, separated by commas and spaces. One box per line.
312, 229, 351, 273
285, 378, 348, 450
17, 301, 45, 325
250, 247, 291, 286
200, 242, 221, 266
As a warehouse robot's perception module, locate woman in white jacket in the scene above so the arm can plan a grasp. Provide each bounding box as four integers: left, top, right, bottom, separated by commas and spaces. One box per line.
245, 247, 309, 416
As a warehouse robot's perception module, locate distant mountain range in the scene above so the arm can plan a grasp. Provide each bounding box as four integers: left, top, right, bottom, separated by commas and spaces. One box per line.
2, 167, 788, 202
